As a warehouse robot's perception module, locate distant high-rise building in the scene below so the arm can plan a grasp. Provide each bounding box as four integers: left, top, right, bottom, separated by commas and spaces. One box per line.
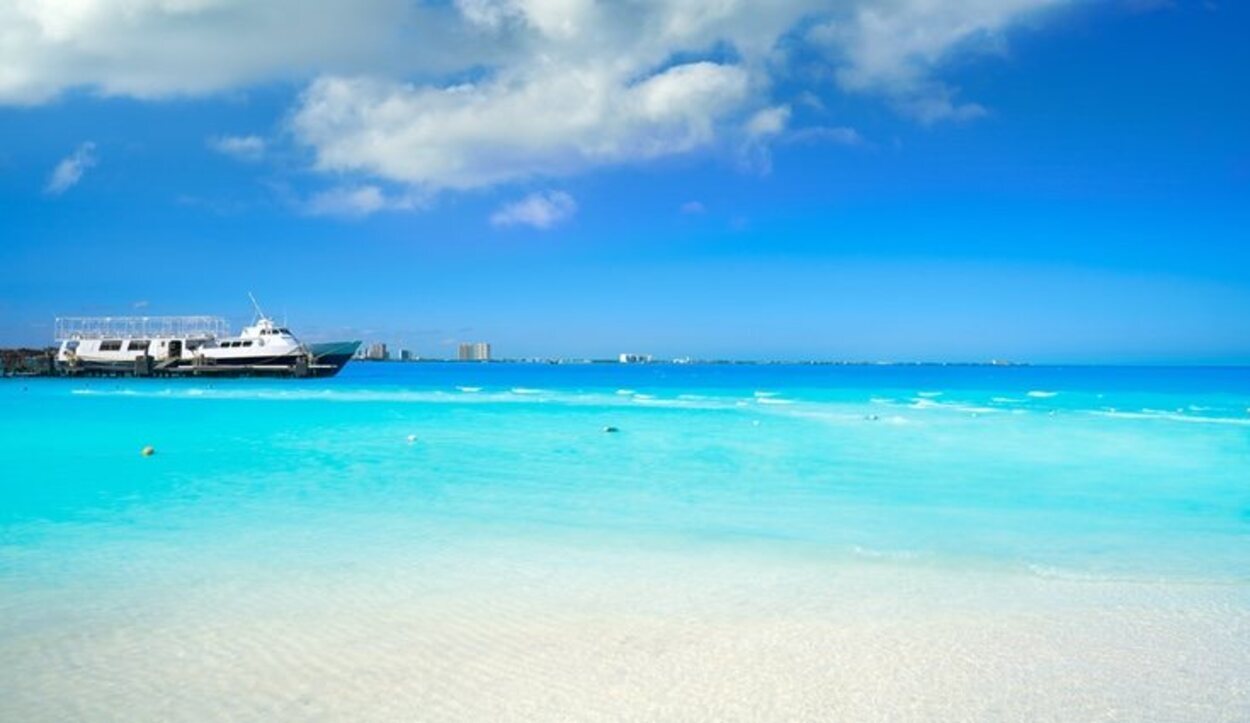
366, 342, 388, 361
399, 349, 413, 361
458, 342, 491, 361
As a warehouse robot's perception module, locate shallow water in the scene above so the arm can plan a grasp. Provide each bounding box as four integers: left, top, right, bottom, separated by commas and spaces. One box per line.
2, 364, 1248, 720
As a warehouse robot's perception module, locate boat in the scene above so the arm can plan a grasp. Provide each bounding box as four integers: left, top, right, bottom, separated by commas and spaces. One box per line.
53, 296, 361, 377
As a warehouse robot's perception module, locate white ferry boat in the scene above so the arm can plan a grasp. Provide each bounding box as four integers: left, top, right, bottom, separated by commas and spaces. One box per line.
54, 298, 360, 377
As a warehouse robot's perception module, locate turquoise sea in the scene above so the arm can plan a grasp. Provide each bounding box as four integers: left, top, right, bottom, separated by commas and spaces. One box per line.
2, 364, 1248, 720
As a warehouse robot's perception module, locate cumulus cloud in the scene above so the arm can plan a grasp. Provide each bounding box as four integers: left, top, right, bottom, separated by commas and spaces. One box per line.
0, 0, 469, 104
208, 135, 266, 162
490, 191, 577, 229
45, 142, 97, 194
4, 0, 1069, 191
293, 61, 751, 191
286, 0, 1064, 189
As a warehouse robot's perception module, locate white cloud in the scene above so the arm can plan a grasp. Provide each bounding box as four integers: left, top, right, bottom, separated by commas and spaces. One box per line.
45, 142, 97, 194
811, 0, 1060, 122
745, 105, 791, 138
286, 0, 1064, 189
304, 185, 424, 218
292, 61, 751, 191
208, 135, 266, 162
680, 201, 706, 214
490, 190, 577, 229
4, 0, 1068, 190
0, 0, 470, 104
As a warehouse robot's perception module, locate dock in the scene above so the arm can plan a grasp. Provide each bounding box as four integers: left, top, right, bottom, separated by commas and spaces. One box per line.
2, 347, 338, 378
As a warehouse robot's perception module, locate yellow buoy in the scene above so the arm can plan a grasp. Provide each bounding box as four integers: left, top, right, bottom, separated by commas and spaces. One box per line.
141, 445, 156, 457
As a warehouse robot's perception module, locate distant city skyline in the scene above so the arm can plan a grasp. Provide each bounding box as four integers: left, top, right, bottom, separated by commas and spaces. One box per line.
1, 2, 1247, 363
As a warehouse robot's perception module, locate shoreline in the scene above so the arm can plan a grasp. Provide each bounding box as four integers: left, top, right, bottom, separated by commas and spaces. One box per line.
3, 545, 1246, 721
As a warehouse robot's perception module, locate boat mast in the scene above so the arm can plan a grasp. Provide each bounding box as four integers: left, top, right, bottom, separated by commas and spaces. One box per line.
247, 292, 268, 322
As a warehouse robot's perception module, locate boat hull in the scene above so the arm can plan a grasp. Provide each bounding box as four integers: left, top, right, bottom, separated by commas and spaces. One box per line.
58, 341, 361, 378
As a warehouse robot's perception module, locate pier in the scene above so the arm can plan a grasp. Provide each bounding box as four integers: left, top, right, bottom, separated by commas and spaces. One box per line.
2, 348, 329, 378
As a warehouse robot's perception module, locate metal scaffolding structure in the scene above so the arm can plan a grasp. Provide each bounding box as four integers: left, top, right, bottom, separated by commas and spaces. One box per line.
54, 316, 230, 341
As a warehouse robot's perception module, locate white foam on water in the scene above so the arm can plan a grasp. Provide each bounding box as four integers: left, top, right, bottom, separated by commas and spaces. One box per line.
1027, 390, 1059, 398
1090, 409, 1250, 426
456, 386, 482, 393
916, 391, 943, 398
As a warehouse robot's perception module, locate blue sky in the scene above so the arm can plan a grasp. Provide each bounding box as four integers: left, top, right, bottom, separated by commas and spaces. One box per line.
1, 0, 1247, 362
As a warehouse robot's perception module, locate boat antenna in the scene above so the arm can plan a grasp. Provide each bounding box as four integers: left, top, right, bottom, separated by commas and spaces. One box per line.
248, 292, 267, 322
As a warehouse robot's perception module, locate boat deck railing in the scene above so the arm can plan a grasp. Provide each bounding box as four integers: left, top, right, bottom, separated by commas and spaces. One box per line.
54, 316, 231, 341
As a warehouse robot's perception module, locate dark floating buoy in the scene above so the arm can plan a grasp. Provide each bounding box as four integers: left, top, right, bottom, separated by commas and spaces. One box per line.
141, 445, 156, 457
602, 426, 619, 433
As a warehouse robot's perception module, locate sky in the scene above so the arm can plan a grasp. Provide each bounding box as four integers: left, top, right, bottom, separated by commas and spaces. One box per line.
1, 0, 1247, 362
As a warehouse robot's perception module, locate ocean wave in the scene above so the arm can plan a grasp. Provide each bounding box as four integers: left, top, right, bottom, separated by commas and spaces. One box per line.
1026, 390, 1058, 398
456, 386, 482, 393
916, 391, 943, 398
909, 398, 999, 414
1090, 409, 1250, 426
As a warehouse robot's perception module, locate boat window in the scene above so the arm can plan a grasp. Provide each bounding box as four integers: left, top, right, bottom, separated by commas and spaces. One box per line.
65, 341, 79, 351
127, 340, 150, 351
243, 340, 253, 347
100, 340, 122, 351
279, 328, 291, 335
